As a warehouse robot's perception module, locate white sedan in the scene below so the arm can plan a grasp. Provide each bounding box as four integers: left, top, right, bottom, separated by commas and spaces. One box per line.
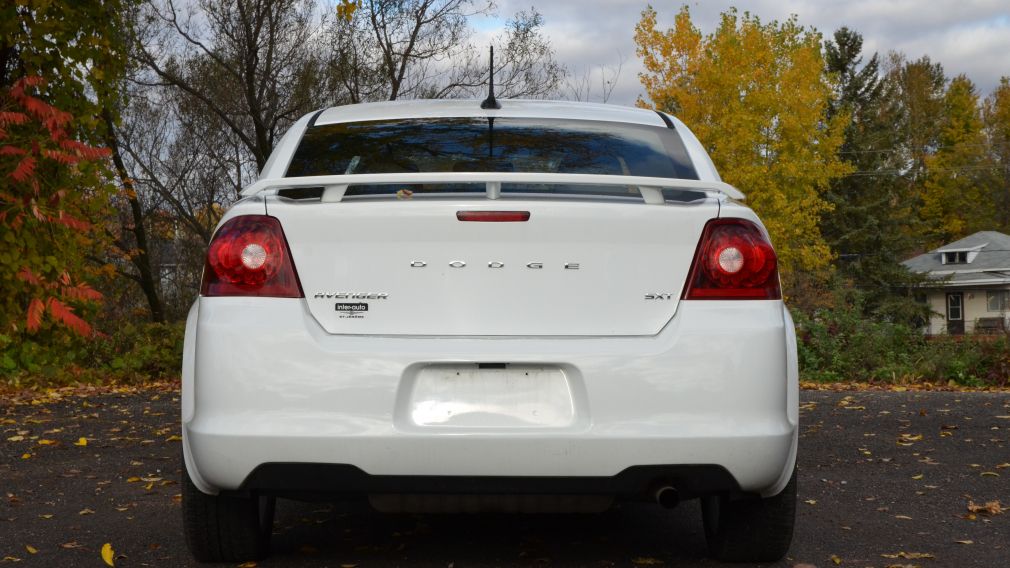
181, 99, 799, 563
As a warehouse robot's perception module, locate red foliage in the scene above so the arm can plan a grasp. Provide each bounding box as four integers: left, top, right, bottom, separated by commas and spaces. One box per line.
16, 267, 41, 285
2, 76, 110, 337
0, 111, 29, 126
10, 155, 36, 182
46, 297, 92, 336
26, 298, 44, 332
0, 144, 27, 156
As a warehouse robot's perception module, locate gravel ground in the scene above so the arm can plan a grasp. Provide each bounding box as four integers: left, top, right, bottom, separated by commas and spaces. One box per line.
2, 388, 1008, 567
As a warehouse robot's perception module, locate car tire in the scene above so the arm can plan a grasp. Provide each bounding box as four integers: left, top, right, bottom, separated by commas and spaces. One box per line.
182, 464, 275, 563
701, 467, 796, 563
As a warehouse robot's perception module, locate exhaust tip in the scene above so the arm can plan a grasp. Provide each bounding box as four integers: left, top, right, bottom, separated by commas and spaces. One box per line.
655, 486, 680, 509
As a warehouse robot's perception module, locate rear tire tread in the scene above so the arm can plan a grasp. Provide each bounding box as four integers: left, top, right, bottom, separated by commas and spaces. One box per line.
702, 467, 796, 563
182, 465, 273, 563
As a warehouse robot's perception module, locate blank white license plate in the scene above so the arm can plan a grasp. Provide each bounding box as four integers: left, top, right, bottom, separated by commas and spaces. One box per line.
409, 364, 575, 428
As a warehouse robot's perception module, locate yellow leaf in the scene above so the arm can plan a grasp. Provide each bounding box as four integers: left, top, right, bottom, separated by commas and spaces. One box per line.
101, 543, 115, 566
996, 463, 1010, 469
24, 546, 36, 555
631, 558, 663, 566
804, 499, 817, 505
73, 437, 87, 446
1, 557, 22, 562
126, 477, 141, 482
830, 554, 842, 565
20, 453, 31, 460
6, 435, 24, 442
79, 508, 94, 515
911, 474, 923, 480
894, 515, 913, 520
164, 435, 182, 442
37, 439, 56, 446
981, 471, 1000, 477
237, 563, 257, 568
881, 552, 935, 559
38, 514, 52, 519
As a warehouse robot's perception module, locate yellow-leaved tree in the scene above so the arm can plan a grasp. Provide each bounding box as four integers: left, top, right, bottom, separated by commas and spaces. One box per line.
920, 75, 990, 247
634, 6, 851, 282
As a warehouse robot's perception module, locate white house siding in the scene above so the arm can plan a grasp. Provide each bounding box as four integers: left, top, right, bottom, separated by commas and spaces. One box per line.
926, 288, 1010, 335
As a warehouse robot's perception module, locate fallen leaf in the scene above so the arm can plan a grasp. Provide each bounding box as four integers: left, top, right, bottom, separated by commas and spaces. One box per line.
6, 436, 24, 442
631, 558, 663, 566
830, 554, 842, 565
805, 499, 817, 505
23, 546, 36, 555
237, 563, 257, 568
0, 557, 21, 563
881, 552, 935, 559
165, 435, 182, 442
101, 543, 115, 567
955, 540, 974, 545
911, 474, 923, 480
894, 515, 913, 520
73, 437, 87, 446
38, 514, 52, 519
980, 471, 1000, 477
37, 439, 56, 446
967, 500, 1005, 516
60, 542, 82, 549
340, 564, 358, 568
79, 508, 94, 515
20, 453, 30, 460
126, 477, 141, 483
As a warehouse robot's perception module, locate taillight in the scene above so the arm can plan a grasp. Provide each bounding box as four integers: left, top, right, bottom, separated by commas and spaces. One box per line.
682, 218, 780, 300
201, 215, 303, 297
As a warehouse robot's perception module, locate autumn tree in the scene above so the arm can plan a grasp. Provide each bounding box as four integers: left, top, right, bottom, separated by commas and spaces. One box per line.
634, 6, 850, 283
920, 75, 991, 246
1, 1, 130, 337
983, 77, 1010, 233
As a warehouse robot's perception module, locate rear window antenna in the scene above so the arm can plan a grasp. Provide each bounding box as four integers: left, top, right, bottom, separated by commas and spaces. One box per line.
480, 46, 501, 110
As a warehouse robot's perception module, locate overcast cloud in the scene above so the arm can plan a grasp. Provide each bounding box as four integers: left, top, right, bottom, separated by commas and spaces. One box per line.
482, 0, 1010, 106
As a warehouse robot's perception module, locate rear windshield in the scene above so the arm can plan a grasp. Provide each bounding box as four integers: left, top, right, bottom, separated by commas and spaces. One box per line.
284, 118, 699, 197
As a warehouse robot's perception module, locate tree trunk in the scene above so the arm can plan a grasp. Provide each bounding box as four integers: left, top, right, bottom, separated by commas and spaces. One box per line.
102, 108, 166, 323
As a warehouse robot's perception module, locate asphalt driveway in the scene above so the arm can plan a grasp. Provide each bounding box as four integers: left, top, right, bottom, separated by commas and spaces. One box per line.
2, 388, 1008, 567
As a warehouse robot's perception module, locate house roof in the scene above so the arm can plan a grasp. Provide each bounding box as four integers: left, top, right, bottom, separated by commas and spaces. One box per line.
903, 231, 1010, 285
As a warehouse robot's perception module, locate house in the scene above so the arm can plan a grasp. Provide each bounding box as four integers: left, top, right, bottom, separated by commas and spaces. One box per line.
903, 231, 1010, 335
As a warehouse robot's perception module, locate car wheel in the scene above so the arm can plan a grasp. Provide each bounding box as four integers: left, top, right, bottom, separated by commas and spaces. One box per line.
701, 467, 796, 563
182, 464, 275, 563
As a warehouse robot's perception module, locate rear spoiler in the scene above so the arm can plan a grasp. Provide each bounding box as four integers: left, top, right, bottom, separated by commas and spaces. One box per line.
240, 172, 745, 203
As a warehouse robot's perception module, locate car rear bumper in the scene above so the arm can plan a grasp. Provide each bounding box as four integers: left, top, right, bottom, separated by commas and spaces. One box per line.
182, 298, 798, 498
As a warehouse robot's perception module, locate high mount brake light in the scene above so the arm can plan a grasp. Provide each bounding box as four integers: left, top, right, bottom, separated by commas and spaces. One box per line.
682, 218, 781, 300
457, 211, 531, 222
201, 215, 303, 298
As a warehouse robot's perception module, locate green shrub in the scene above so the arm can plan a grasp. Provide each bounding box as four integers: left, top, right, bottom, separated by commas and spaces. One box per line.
1, 321, 184, 387
793, 289, 1010, 387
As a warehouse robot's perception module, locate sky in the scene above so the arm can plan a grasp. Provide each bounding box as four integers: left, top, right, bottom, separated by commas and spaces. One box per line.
479, 0, 1010, 106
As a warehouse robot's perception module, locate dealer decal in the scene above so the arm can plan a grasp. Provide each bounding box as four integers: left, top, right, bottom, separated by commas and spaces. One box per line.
335, 302, 368, 319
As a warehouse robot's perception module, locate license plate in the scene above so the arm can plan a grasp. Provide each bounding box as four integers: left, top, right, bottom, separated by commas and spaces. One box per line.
407, 364, 575, 428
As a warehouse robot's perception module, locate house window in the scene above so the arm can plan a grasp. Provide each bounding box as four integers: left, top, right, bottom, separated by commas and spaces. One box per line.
943, 251, 968, 264
988, 290, 1010, 312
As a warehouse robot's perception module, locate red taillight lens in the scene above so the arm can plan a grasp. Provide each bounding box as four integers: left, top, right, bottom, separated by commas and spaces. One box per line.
682, 218, 781, 300
201, 215, 303, 297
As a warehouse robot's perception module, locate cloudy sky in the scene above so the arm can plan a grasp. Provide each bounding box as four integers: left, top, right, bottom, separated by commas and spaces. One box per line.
480, 0, 1010, 106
